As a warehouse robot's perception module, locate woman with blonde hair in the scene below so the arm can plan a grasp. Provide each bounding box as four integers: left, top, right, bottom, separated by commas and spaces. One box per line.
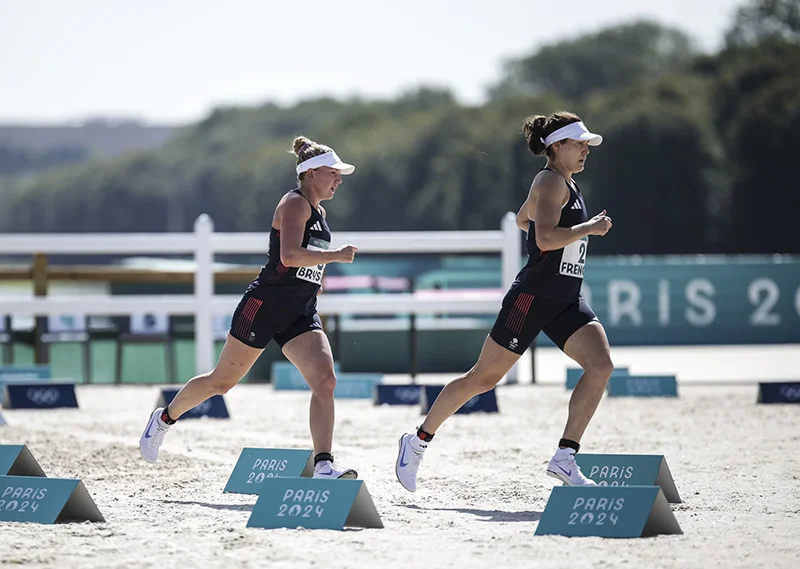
140, 136, 360, 480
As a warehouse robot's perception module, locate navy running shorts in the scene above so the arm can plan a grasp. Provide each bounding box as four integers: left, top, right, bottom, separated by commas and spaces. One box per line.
228, 290, 322, 349
489, 289, 597, 354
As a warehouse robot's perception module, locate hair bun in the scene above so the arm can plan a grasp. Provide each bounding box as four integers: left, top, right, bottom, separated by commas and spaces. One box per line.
292, 136, 314, 157
522, 115, 548, 156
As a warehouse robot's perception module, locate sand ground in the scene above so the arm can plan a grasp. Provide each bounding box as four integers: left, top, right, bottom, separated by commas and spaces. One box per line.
1, 366, 798, 569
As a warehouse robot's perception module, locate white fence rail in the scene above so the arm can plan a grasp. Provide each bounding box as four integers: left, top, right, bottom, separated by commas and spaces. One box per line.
0, 212, 522, 375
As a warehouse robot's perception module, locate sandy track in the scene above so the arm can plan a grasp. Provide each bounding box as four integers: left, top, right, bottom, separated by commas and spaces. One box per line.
1, 381, 798, 569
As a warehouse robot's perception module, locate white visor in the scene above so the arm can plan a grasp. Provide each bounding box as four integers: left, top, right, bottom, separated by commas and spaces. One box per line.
296, 151, 355, 176
542, 121, 603, 148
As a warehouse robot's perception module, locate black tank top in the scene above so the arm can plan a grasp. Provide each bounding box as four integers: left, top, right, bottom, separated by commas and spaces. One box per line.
513, 168, 589, 302
250, 189, 332, 313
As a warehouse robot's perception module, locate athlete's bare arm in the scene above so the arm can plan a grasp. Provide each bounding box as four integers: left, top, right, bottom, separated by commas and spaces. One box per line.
276, 195, 356, 267
531, 171, 611, 251
515, 194, 532, 231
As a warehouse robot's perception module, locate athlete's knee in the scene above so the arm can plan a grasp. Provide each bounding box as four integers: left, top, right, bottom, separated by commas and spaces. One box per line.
206, 369, 243, 395
463, 367, 503, 393
585, 352, 614, 382
309, 370, 337, 398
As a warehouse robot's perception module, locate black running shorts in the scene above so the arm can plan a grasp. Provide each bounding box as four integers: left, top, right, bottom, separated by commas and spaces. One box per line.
228, 290, 322, 349
489, 289, 597, 354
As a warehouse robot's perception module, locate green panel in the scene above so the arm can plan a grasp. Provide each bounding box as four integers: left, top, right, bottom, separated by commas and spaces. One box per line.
537, 255, 800, 346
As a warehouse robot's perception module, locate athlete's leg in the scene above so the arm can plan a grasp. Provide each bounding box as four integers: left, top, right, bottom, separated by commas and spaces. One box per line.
139, 332, 263, 463
140, 291, 273, 463
395, 335, 520, 491
167, 333, 263, 419
542, 297, 611, 485
561, 321, 613, 443
280, 321, 357, 479
280, 328, 337, 456
419, 335, 520, 435
396, 287, 545, 491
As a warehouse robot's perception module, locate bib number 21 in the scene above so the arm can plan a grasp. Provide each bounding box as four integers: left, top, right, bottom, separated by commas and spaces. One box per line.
559, 238, 587, 278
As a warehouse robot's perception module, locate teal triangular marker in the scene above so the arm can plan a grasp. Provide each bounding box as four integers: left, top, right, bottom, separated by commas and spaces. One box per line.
0, 445, 47, 477
223, 448, 314, 494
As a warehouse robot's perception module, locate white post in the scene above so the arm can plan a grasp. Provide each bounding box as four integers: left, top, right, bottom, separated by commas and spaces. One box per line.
501, 211, 523, 384
194, 214, 215, 375
501, 211, 521, 291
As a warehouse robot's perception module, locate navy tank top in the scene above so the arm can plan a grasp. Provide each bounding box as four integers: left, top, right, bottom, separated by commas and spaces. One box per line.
512, 168, 589, 302
250, 189, 332, 313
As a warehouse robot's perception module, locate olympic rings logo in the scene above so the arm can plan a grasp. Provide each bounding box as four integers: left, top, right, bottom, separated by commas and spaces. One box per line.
463, 395, 480, 409
779, 386, 800, 401
190, 400, 213, 415
392, 387, 419, 403
25, 387, 61, 406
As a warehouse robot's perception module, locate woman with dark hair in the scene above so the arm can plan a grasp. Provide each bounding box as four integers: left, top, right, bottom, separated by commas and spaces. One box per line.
395, 111, 614, 492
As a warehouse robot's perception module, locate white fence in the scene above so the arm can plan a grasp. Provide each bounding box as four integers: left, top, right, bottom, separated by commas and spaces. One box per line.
0, 212, 522, 375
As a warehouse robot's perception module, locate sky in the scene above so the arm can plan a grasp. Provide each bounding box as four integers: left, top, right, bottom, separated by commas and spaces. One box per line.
1, 0, 744, 125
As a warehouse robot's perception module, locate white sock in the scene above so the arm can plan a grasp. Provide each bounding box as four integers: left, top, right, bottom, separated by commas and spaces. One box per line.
409, 436, 428, 452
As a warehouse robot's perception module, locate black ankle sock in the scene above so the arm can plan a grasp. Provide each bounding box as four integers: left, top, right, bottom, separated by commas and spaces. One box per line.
160, 408, 176, 425
559, 438, 580, 453
314, 452, 334, 465
416, 427, 434, 442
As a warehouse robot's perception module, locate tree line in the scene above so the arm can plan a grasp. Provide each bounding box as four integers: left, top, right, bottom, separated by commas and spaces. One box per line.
1, 0, 798, 255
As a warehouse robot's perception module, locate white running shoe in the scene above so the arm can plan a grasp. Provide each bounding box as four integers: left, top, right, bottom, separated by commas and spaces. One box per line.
546, 447, 597, 486
313, 460, 358, 480
395, 433, 427, 492
139, 407, 171, 463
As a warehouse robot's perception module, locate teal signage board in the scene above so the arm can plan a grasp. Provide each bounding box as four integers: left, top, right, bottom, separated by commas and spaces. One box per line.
567, 368, 629, 390
0, 475, 104, 524
272, 361, 341, 390
0, 366, 52, 403
573, 454, 681, 503
534, 485, 682, 538
224, 448, 313, 494
607, 375, 678, 398
247, 478, 383, 530
0, 445, 47, 477
332, 374, 384, 399
534, 256, 800, 346
0, 366, 52, 382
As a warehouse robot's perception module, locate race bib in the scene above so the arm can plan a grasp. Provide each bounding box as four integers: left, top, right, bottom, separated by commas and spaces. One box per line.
559, 237, 588, 279
295, 237, 330, 285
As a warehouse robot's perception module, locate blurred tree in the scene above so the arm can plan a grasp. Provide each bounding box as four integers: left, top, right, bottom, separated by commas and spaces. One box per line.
3, 18, 798, 258
579, 74, 722, 255
711, 40, 800, 253
0, 143, 86, 177
725, 0, 800, 47
489, 21, 697, 101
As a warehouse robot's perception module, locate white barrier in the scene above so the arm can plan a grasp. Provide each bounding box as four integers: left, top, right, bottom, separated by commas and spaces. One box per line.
0, 212, 522, 376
